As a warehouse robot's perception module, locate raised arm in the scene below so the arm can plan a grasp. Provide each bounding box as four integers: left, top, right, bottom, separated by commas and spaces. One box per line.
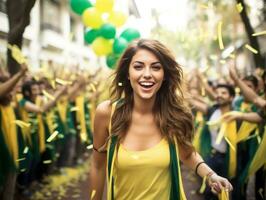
221, 111, 262, 123
0, 63, 27, 97
89, 100, 111, 200
24, 86, 67, 113
196, 70, 217, 101
188, 97, 209, 115
229, 64, 266, 108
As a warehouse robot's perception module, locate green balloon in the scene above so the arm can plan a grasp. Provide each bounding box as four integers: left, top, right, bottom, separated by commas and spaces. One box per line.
70, 0, 92, 15
84, 28, 99, 44
100, 23, 116, 39
120, 28, 140, 42
106, 53, 120, 69
113, 37, 128, 54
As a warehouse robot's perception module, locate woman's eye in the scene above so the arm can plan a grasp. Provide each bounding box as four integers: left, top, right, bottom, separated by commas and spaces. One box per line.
152, 65, 162, 70
133, 65, 142, 70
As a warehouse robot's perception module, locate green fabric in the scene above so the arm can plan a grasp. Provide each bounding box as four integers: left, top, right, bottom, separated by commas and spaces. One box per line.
234, 96, 257, 112
169, 141, 180, 200
84, 100, 93, 144
199, 122, 212, 160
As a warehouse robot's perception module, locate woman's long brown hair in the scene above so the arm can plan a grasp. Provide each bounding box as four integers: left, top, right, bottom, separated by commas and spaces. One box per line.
110, 39, 194, 152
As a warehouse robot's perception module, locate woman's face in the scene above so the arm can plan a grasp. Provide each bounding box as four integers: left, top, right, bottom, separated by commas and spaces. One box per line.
128, 49, 164, 100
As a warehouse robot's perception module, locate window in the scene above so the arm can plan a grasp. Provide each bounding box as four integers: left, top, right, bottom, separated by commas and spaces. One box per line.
41, 0, 61, 33
0, 0, 6, 13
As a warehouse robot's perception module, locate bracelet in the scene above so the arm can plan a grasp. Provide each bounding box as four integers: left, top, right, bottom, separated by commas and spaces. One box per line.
195, 161, 205, 176
206, 171, 215, 182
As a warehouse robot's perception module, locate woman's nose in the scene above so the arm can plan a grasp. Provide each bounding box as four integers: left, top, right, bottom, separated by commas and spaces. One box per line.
143, 67, 152, 78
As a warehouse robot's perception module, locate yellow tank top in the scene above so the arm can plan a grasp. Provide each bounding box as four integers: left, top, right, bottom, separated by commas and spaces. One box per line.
113, 138, 171, 200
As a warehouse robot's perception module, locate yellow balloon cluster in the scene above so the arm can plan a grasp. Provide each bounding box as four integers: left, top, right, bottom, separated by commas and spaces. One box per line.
71, 0, 134, 62
91, 37, 113, 56
82, 7, 104, 29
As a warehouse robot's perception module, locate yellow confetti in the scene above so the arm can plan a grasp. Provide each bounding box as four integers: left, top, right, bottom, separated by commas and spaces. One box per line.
91, 190, 96, 199
16, 157, 26, 162
236, 3, 243, 13
55, 78, 71, 86
229, 53, 235, 59
199, 4, 208, 9
70, 106, 79, 112
23, 146, 29, 154
13, 120, 31, 128
42, 90, 56, 101
89, 83, 97, 92
20, 168, 26, 172
252, 30, 266, 36
43, 160, 52, 164
199, 176, 207, 193
217, 21, 224, 50
220, 60, 226, 64
47, 130, 59, 142
245, 44, 258, 54
258, 188, 264, 199
7, 44, 27, 64
224, 137, 236, 152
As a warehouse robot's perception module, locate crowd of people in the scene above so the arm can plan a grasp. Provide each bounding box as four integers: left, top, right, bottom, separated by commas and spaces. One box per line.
0, 62, 102, 200
0, 39, 265, 200
187, 63, 266, 199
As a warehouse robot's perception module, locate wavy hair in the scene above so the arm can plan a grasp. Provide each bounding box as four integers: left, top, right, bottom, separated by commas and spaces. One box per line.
110, 39, 194, 152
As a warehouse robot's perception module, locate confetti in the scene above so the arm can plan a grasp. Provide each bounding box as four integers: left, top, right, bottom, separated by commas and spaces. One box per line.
118, 82, 123, 86
20, 168, 26, 172
7, 44, 27, 64
236, 3, 243, 13
89, 83, 97, 92
229, 53, 235, 59
42, 90, 56, 101
199, 4, 208, 9
70, 106, 79, 112
43, 160, 52, 164
47, 130, 59, 142
13, 120, 31, 128
87, 144, 93, 150
220, 60, 226, 64
258, 188, 263, 199
91, 190, 96, 199
217, 21, 224, 50
199, 176, 207, 193
224, 137, 236, 152
245, 44, 258, 54
252, 30, 266, 36
16, 157, 26, 162
23, 146, 29, 154
56, 78, 71, 85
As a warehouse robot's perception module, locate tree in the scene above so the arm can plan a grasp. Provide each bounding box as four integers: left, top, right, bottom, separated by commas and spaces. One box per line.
6, 0, 36, 75
236, 0, 265, 69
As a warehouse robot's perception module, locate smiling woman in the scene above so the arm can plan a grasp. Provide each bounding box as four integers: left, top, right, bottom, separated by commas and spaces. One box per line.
89, 39, 233, 200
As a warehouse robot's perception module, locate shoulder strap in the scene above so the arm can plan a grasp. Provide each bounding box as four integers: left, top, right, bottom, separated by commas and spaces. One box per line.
169, 139, 187, 200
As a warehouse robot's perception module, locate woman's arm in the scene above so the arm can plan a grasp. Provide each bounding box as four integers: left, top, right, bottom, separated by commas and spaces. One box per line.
179, 146, 233, 193
229, 64, 266, 108
24, 86, 67, 113
221, 111, 262, 123
0, 63, 27, 97
89, 100, 111, 200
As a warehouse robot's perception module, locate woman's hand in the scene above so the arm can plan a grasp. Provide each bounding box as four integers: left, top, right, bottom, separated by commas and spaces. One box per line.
207, 173, 233, 193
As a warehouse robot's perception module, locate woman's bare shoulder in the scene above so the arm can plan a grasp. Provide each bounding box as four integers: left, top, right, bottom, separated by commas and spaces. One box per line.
95, 100, 112, 121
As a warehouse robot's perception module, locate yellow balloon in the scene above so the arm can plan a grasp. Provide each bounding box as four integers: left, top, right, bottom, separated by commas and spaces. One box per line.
95, 0, 114, 13
108, 11, 127, 27
92, 37, 113, 56
82, 7, 104, 29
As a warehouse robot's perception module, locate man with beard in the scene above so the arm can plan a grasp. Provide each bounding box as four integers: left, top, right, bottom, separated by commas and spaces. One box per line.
189, 84, 235, 200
